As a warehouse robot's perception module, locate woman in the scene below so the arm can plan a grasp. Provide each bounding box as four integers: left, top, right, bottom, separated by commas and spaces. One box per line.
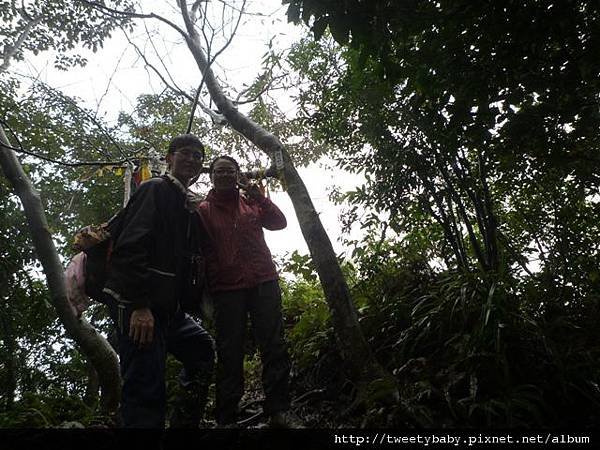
198, 155, 296, 428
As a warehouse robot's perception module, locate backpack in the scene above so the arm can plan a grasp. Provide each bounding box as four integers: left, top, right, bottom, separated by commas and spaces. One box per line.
64, 183, 207, 317
65, 210, 126, 316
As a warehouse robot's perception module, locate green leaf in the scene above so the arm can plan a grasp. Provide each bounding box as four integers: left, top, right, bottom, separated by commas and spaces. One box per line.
301, 1, 313, 24
312, 16, 328, 41
286, 2, 301, 23
328, 18, 349, 46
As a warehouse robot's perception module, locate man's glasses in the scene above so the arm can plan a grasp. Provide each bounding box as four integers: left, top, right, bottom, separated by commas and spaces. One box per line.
213, 169, 237, 175
176, 148, 204, 161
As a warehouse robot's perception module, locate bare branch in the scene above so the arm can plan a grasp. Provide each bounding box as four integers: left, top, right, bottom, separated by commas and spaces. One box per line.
183, 0, 247, 133
200, 3, 214, 59
211, 0, 246, 64
77, 0, 189, 39
143, 22, 186, 93
121, 28, 193, 102
179, 0, 199, 39
94, 47, 128, 118
186, 73, 211, 133
191, 0, 205, 22
6, 143, 127, 167
234, 74, 287, 105
213, 0, 267, 16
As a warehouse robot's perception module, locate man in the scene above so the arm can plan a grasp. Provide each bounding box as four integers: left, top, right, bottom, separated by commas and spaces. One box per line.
103, 134, 214, 428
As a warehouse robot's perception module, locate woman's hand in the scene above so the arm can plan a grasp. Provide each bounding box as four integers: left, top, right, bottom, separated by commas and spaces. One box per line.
238, 176, 264, 201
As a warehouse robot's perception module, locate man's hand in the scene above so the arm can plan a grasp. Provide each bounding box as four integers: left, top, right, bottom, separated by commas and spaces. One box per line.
129, 307, 154, 347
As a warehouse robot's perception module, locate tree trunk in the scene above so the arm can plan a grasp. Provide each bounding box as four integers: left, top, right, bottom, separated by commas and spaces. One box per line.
178, 3, 394, 393
0, 126, 120, 416
0, 303, 17, 410
83, 360, 100, 407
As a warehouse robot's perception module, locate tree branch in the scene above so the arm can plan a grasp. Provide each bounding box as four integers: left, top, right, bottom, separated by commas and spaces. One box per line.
122, 28, 194, 102
184, 0, 246, 133
94, 47, 128, 118
0, 124, 121, 415
0, 120, 127, 167
0, 16, 43, 73
234, 72, 287, 105
179, 0, 199, 39
143, 22, 188, 94
77, 0, 189, 39
31, 79, 132, 162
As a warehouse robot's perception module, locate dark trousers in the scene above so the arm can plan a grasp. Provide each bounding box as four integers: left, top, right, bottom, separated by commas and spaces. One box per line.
109, 301, 215, 428
213, 280, 291, 425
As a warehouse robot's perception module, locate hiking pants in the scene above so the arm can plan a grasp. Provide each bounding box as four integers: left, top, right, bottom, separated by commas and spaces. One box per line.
109, 301, 215, 428
212, 280, 291, 425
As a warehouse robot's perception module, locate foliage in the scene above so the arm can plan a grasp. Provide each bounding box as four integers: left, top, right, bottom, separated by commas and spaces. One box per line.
283, 0, 398, 56
0, 76, 126, 254
279, 240, 600, 428
117, 91, 206, 155
2, 0, 599, 429
0, 0, 139, 426
276, 2, 600, 426
0, 0, 134, 70
0, 173, 114, 425
285, 0, 600, 280
281, 274, 330, 368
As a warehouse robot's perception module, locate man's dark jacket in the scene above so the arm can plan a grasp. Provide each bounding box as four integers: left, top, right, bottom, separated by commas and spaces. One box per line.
104, 175, 206, 316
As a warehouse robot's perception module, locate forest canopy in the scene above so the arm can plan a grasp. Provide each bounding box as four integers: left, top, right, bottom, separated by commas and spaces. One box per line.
0, 0, 599, 430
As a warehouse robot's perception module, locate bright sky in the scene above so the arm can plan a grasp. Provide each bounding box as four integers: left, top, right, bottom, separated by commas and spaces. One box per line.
12, 0, 363, 260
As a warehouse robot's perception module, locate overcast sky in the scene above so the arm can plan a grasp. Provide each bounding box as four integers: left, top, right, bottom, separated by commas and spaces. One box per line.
11, 0, 367, 262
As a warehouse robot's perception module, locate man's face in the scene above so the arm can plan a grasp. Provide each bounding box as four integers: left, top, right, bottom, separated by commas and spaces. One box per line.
211, 158, 238, 192
167, 146, 204, 185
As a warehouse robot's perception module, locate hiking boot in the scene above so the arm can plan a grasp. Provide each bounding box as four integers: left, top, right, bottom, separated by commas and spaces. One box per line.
216, 422, 239, 429
169, 378, 210, 428
268, 410, 304, 429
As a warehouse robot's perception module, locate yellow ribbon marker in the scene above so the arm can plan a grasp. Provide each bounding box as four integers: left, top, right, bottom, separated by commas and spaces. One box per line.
140, 161, 152, 182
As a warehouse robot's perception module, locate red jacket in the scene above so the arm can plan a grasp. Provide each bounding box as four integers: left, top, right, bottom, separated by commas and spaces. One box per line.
197, 189, 286, 292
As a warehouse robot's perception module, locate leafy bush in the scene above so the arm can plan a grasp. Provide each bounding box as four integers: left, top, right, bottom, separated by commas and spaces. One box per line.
279, 242, 600, 428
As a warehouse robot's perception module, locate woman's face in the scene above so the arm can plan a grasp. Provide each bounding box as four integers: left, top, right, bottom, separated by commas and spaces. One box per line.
211, 158, 238, 192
